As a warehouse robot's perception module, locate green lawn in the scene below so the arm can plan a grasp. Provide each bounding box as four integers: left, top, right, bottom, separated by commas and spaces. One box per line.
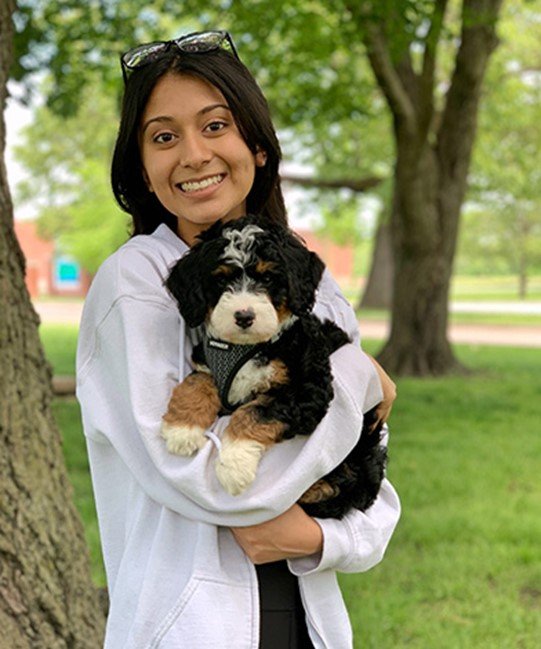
451, 275, 541, 301
40, 324, 79, 375
40, 327, 541, 648
355, 308, 541, 327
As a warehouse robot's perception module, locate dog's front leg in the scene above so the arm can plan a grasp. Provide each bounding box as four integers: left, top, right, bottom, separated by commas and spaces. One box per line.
215, 400, 286, 496
161, 371, 221, 456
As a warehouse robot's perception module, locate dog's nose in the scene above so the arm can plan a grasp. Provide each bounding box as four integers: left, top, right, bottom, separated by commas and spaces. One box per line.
234, 308, 255, 329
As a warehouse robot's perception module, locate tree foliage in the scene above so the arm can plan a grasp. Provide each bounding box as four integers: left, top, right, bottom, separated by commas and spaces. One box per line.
461, 0, 541, 294
14, 79, 130, 272
10, 0, 509, 376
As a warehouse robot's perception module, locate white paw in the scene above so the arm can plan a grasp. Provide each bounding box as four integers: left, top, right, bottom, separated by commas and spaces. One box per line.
161, 421, 207, 456
215, 439, 266, 495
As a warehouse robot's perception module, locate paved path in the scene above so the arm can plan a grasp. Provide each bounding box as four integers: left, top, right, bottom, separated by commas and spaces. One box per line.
451, 301, 541, 315
34, 300, 541, 348
35, 300, 84, 326
359, 321, 541, 348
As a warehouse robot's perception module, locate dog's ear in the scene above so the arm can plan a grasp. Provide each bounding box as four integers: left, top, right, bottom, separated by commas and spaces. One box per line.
279, 231, 325, 315
165, 248, 208, 328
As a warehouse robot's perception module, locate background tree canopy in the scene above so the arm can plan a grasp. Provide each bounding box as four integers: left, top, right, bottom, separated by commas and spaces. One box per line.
11, 0, 540, 375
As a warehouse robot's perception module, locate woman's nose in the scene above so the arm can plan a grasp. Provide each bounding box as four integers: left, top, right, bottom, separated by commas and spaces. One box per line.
179, 134, 212, 169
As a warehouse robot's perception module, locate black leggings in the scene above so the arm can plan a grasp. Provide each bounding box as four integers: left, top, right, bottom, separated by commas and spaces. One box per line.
256, 561, 314, 649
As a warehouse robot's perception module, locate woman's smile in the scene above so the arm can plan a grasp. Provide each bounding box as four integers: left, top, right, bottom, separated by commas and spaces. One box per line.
139, 73, 266, 245
177, 172, 226, 194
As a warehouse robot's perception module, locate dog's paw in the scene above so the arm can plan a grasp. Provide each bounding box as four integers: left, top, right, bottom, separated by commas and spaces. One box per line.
161, 421, 207, 456
215, 438, 266, 495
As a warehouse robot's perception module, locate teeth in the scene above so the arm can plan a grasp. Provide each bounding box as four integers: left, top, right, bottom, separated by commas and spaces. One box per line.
180, 174, 224, 193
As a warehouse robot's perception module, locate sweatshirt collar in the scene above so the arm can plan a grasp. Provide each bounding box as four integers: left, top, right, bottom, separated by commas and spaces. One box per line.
153, 223, 189, 255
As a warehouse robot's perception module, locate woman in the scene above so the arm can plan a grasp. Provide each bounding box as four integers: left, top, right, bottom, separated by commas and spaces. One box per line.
77, 31, 400, 648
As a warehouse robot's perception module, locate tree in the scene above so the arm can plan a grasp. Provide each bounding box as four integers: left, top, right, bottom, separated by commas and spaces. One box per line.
349, 0, 504, 374
0, 1, 105, 645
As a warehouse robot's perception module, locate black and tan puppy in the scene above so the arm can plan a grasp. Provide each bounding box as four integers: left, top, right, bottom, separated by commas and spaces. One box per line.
161, 215, 386, 518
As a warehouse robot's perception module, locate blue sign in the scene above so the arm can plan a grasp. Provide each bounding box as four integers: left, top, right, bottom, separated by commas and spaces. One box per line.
54, 256, 81, 289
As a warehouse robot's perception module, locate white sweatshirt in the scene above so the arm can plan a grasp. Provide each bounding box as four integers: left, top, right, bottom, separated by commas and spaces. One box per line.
76, 223, 400, 649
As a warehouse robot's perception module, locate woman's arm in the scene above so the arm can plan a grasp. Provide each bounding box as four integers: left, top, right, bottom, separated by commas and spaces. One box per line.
231, 504, 323, 564
366, 354, 397, 430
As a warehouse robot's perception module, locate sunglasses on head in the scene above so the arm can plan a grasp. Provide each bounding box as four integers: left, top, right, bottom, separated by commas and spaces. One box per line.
121, 30, 239, 83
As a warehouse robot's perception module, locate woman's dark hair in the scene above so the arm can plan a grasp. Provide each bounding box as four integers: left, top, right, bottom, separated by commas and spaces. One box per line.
111, 48, 287, 236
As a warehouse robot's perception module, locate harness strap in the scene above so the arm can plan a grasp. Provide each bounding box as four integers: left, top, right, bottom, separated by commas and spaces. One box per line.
202, 337, 268, 413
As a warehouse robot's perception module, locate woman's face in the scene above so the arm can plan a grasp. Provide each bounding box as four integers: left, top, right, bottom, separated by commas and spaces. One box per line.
139, 73, 265, 245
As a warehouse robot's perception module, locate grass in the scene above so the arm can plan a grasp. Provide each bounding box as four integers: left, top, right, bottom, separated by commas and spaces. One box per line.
355, 309, 541, 327
52, 398, 106, 587
450, 275, 541, 301
346, 341, 541, 648
39, 324, 79, 375
40, 328, 541, 648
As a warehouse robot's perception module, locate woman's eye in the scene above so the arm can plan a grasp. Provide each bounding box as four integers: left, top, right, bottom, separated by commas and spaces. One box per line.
205, 121, 227, 133
153, 132, 175, 144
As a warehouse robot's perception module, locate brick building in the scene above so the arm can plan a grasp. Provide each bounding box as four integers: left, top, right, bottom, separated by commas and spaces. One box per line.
14, 220, 92, 298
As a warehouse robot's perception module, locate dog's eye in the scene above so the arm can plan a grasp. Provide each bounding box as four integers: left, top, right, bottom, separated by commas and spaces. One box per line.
256, 271, 274, 285
211, 265, 234, 284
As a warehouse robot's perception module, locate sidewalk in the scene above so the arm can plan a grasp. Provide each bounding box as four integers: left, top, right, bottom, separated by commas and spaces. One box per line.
34, 300, 541, 348
359, 321, 541, 348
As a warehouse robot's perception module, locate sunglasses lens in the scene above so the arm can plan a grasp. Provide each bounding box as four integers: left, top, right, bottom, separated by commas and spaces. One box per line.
177, 31, 231, 54
122, 42, 167, 70
121, 31, 238, 81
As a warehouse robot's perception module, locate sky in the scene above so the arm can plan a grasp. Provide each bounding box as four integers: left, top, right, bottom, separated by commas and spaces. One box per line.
5, 84, 34, 219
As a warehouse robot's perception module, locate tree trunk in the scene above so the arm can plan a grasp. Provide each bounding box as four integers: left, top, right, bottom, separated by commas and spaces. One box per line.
354, 0, 503, 375
358, 220, 393, 310
0, 2, 105, 646
376, 145, 464, 375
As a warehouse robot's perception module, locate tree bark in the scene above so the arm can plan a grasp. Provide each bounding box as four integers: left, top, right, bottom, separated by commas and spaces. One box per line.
358, 220, 393, 310
351, 0, 503, 375
0, 2, 105, 645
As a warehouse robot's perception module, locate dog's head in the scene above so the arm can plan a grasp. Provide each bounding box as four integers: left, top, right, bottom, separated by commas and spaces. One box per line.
166, 215, 325, 344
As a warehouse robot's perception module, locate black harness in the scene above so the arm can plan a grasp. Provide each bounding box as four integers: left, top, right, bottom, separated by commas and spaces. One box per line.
202, 337, 269, 413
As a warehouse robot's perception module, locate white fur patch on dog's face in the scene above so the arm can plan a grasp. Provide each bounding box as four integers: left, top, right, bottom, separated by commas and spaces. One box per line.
221, 225, 264, 267
208, 290, 279, 344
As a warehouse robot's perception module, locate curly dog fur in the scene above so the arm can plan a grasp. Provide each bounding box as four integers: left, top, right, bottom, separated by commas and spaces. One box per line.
161, 215, 387, 518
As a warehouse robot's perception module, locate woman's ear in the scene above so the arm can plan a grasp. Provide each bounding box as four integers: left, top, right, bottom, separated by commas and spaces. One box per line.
255, 148, 267, 167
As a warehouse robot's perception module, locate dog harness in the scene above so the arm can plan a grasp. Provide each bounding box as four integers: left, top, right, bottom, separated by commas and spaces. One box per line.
202, 337, 269, 413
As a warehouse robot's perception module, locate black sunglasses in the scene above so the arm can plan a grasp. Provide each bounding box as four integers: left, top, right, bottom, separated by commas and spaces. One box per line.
120, 30, 239, 83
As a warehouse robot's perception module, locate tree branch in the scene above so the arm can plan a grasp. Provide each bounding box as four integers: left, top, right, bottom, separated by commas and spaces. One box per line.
363, 23, 417, 135
344, 2, 417, 136
419, 0, 449, 128
437, 0, 503, 176
280, 173, 384, 193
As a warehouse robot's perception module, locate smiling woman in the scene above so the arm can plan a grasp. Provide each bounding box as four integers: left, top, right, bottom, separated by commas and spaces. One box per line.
111, 35, 287, 237
79, 30, 400, 649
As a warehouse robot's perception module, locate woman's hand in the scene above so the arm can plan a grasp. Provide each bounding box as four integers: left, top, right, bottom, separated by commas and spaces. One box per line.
366, 353, 397, 431
230, 504, 323, 565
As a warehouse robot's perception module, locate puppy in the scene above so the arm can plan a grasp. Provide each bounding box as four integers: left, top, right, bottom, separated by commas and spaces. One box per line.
161, 215, 387, 518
